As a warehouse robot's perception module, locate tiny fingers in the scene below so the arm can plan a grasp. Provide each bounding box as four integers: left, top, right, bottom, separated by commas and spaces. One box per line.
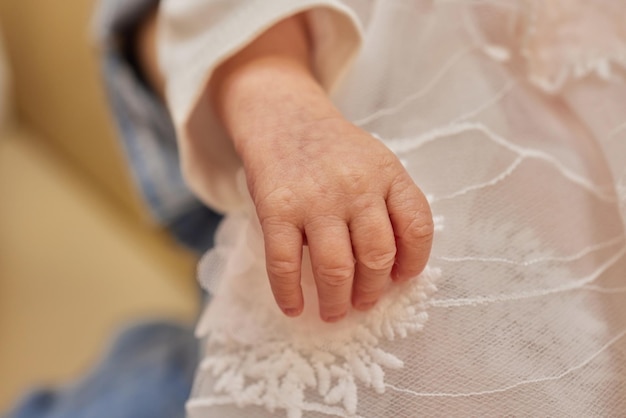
350, 201, 396, 310
305, 218, 354, 322
262, 217, 305, 317
387, 177, 434, 282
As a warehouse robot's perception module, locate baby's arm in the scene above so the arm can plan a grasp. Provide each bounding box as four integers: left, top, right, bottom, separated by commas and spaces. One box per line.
138, 13, 434, 322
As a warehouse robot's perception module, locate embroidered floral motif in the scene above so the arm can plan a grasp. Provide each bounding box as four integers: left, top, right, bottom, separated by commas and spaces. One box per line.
194, 268, 438, 418
522, 0, 626, 92
192, 213, 441, 417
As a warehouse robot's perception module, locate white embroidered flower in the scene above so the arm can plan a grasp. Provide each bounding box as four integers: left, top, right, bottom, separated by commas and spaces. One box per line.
192, 212, 440, 417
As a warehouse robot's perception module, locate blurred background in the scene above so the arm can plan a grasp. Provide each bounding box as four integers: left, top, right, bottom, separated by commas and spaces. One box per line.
0, 0, 199, 411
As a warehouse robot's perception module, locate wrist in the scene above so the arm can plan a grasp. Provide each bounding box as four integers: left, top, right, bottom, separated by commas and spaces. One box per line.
216, 59, 342, 151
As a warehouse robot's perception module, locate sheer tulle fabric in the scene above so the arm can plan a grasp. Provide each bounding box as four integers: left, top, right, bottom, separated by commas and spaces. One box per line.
187, 1, 626, 416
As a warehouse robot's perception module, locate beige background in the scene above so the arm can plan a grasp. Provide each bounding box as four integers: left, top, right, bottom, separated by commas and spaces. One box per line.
0, 0, 199, 411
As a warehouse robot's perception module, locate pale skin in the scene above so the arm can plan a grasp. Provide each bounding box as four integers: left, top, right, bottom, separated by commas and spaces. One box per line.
136, 10, 434, 322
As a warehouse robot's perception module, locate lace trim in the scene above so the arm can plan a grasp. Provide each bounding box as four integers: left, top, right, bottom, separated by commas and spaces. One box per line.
527, 53, 626, 94
521, 0, 626, 92
191, 212, 441, 417
192, 267, 439, 417
471, 0, 626, 92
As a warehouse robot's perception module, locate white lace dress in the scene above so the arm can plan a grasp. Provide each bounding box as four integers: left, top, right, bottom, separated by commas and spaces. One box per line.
158, 0, 626, 416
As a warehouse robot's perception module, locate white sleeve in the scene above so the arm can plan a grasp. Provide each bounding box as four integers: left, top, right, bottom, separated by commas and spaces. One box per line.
157, 0, 363, 213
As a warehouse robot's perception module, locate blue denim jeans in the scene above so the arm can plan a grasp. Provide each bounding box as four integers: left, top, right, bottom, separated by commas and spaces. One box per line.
4, 321, 199, 418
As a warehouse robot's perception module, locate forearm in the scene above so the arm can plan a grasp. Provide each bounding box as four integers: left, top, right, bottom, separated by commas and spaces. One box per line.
208, 13, 343, 162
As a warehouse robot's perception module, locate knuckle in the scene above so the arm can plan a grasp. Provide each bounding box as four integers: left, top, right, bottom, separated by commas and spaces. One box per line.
403, 215, 435, 243
315, 263, 354, 287
350, 195, 382, 214
359, 247, 396, 271
267, 258, 300, 281
377, 153, 401, 173
305, 214, 345, 230
260, 214, 296, 232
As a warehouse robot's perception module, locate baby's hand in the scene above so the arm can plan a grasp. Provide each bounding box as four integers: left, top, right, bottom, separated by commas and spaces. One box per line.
243, 118, 433, 322
209, 15, 433, 322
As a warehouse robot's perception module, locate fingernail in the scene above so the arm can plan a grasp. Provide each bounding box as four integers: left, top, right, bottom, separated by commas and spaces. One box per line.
391, 263, 401, 281
324, 312, 347, 323
283, 307, 302, 317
